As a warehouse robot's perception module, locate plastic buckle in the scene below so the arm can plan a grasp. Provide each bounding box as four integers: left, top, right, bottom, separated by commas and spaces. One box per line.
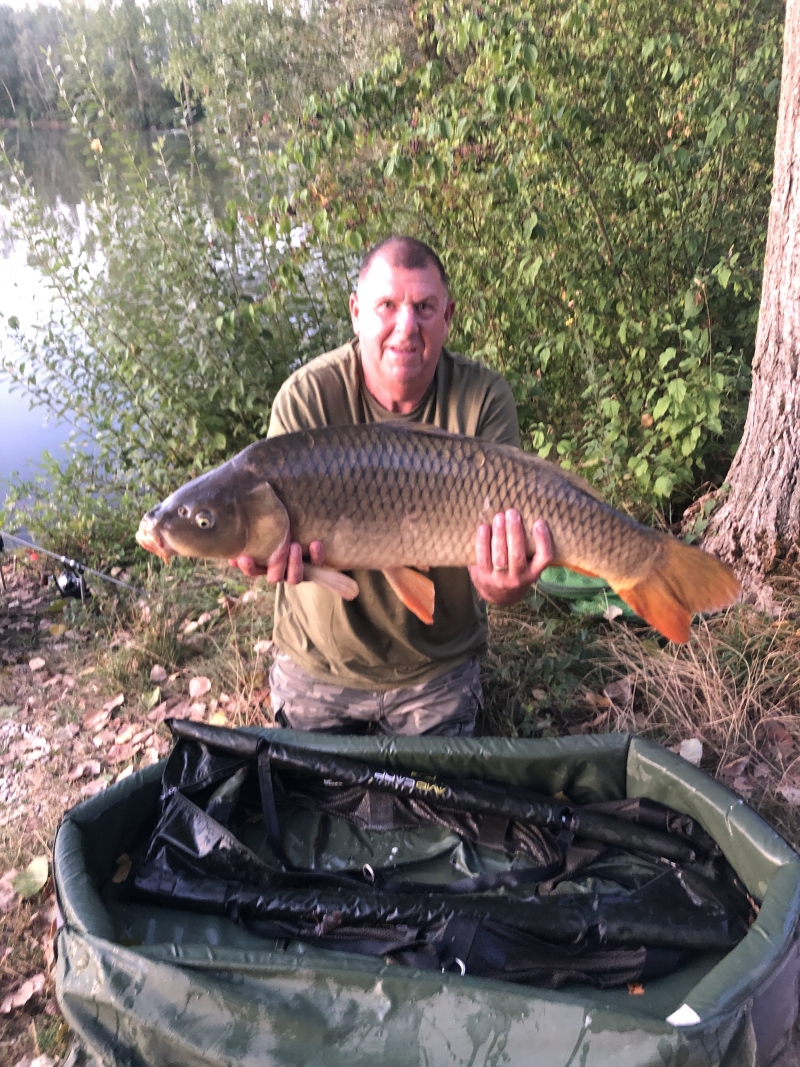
362, 863, 375, 885
441, 958, 466, 976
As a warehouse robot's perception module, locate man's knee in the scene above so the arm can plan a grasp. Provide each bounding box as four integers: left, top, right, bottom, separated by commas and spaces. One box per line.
381, 657, 483, 736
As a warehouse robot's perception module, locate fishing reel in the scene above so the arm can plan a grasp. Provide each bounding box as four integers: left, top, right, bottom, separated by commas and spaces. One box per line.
54, 562, 92, 602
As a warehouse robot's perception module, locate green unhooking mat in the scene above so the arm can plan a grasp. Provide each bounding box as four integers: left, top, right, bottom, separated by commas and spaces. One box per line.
536, 566, 635, 617
54, 727, 800, 1067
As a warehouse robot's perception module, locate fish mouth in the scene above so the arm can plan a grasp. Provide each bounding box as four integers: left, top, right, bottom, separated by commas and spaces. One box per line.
135, 519, 175, 564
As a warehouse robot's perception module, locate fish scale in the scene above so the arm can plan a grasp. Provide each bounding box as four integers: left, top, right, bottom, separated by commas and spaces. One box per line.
136, 423, 741, 642
254, 425, 652, 574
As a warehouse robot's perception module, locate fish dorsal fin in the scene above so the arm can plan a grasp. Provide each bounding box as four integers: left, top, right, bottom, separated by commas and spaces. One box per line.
242, 483, 291, 562
383, 567, 436, 625
304, 563, 359, 600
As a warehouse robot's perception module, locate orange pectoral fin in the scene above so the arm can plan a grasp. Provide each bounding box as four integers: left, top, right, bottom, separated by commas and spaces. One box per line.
304, 563, 359, 600
383, 567, 436, 625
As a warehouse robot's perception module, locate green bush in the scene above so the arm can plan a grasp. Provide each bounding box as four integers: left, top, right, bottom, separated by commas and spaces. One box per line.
0, 0, 783, 557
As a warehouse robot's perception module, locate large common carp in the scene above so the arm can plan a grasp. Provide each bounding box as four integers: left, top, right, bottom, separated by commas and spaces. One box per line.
136, 424, 739, 642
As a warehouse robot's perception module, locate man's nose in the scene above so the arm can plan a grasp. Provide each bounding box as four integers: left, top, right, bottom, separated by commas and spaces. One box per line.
394, 302, 419, 335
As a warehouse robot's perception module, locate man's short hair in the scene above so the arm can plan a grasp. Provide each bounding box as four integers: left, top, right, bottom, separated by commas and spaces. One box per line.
358, 236, 449, 291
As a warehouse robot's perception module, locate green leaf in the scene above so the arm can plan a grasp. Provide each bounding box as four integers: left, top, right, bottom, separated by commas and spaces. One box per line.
684, 289, 702, 319
212, 432, 227, 452
144, 686, 162, 709
12, 856, 49, 899
523, 213, 539, 241
658, 347, 677, 369
653, 396, 670, 420
654, 475, 674, 498
7, 316, 19, 330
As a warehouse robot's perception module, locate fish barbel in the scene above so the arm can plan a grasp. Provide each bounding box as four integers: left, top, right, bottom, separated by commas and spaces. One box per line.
135, 424, 739, 642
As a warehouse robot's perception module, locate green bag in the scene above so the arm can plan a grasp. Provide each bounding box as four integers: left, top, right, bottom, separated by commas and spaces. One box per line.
54, 731, 800, 1067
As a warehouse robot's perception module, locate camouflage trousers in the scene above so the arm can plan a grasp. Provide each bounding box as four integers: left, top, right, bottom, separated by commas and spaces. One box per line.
268, 651, 482, 737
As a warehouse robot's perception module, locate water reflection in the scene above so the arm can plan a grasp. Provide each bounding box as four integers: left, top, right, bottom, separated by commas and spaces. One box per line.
0, 125, 222, 505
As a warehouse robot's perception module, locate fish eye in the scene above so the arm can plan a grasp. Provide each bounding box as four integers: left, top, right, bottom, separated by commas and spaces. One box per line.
195, 510, 215, 529
177, 506, 189, 519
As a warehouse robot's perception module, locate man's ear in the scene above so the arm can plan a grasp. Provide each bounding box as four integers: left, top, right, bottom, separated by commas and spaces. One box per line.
349, 290, 360, 335
443, 297, 456, 337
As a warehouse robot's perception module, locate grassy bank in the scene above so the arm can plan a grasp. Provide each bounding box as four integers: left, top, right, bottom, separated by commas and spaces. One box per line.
1, 546, 800, 1063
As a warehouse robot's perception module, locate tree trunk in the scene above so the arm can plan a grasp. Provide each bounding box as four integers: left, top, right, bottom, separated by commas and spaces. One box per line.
703, 0, 800, 600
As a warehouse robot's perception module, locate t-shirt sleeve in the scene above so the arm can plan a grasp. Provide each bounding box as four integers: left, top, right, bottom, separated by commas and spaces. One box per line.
474, 374, 521, 448
267, 380, 301, 438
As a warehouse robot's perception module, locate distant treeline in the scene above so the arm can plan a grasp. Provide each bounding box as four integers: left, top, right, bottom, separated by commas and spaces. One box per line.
0, 0, 179, 127
0, 0, 413, 129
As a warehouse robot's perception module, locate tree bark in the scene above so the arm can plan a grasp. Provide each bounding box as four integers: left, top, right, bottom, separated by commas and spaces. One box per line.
703, 0, 800, 600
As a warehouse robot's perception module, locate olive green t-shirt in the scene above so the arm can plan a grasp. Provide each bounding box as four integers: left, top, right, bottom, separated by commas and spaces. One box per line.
267, 340, 520, 689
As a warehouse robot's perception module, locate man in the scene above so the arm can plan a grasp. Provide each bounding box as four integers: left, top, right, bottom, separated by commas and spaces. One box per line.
233, 236, 552, 736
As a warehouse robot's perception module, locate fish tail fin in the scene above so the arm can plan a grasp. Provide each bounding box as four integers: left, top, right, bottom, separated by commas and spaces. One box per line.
612, 538, 740, 643
383, 567, 436, 625
304, 563, 359, 600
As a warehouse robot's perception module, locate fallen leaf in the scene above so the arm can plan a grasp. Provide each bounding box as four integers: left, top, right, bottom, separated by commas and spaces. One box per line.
109, 742, 141, 764
142, 746, 161, 766
603, 676, 633, 709
30, 1055, 58, 1067
114, 765, 134, 783
92, 729, 117, 748
208, 711, 229, 726
189, 676, 212, 699
627, 982, 645, 995
0, 869, 18, 913
151, 698, 189, 723
733, 776, 755, 800
67, 759, 101, 782
143, 686, 162, 710
678, 738, 703, 766
759, 720, 794, 748
751, 763, 770, 780
49, 623, 68, 637
720, 756, 749, 778
12, 857, 49, 899
603, 604, 624, 622
114, 724, 136, 745
112, 853, 132, 883
778, 785, 800, 805
253, 640, 274, 656
82, 708, 110, 732
149, 665, 168, 684
80, 776, 111, 798
241, 589, 258, 604
189, 702, 207, 721
103, 693, 125, 713
0, 972, 45, 1013
28, 657, 46, 672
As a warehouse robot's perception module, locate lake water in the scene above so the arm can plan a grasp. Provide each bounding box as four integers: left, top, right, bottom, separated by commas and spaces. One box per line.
0, 127, 203, 508
0, 128, 98, 506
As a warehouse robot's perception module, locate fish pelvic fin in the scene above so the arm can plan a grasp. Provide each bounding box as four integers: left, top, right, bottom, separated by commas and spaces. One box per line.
612, 538, 740, 643
383, 567, 436, 625
304, 563, 359, 601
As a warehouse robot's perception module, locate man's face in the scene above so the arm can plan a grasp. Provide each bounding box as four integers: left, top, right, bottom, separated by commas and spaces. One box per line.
349, 255, 455, 404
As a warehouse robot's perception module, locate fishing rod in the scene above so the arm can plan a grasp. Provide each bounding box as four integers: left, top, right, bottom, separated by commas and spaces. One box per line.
0, 530, 144, 599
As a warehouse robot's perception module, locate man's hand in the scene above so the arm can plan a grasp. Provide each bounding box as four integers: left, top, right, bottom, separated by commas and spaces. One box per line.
469, 510, 553, 606
229, 537, 325, 585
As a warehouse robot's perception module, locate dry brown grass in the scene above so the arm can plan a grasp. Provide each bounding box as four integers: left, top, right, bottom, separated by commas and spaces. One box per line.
570, 603, 800, 847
